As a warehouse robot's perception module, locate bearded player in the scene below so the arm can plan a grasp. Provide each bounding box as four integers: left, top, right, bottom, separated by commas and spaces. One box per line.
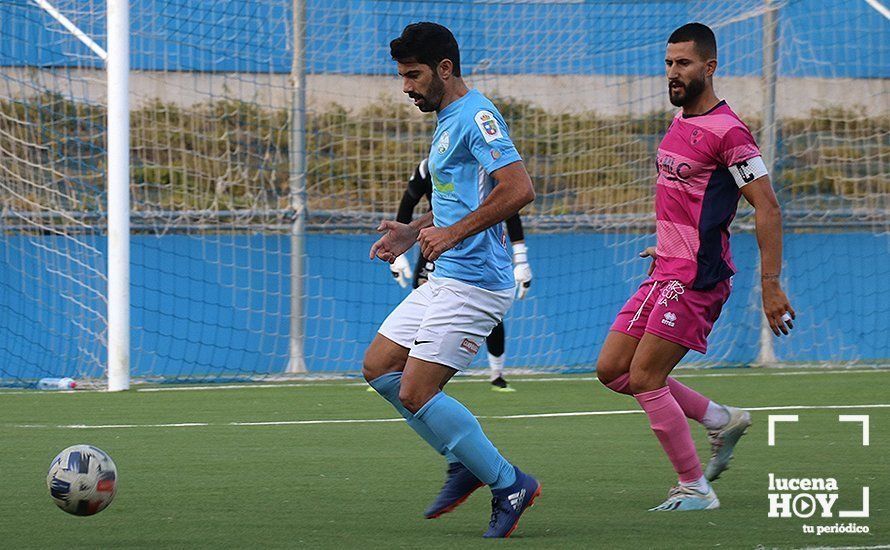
595, 23, 796, 511
364, 22, 540, 537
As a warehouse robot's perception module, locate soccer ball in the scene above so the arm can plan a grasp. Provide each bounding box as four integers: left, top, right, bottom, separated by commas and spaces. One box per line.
46, 445, 117, 516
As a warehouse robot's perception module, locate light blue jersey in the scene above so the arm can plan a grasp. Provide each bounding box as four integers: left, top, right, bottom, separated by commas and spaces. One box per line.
427, 89, 522, 291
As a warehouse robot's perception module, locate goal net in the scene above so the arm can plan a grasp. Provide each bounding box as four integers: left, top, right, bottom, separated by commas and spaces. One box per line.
1, 0, 887, 386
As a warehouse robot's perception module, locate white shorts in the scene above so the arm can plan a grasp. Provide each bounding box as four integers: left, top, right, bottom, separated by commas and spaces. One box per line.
378, 276, 514, 371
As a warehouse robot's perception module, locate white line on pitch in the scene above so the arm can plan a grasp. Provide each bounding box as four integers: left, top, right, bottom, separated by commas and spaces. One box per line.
9, 403, 890, 430
139, 382, 361, 392
0, 368, 886, 397
13, 422, 211, 429
230, 418, 404, 426
671, 369, 889, 379
484, 403, 890, 420
133, 368, 890, 393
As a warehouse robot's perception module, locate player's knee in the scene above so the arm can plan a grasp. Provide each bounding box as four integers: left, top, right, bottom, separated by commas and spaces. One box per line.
361, 349, 390, 383
627, 370, 663, 395
595, 359, 618, 386
595, 354, 627, 387
362, 360, 399, 384
361, 363, 378, 384
398, 387, 435, 414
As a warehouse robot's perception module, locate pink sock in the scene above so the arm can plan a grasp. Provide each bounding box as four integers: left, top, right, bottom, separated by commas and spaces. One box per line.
634, 386, 703, 483
665, 378, 709, 422
604, 372, 632, 394
605, 373, 709, 422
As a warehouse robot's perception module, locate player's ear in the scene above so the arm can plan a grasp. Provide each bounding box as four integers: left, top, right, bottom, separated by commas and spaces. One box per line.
438, 58, 453, 81
705, 58, 717, 78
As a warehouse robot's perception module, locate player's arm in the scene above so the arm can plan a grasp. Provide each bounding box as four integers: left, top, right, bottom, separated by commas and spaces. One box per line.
505, 213, 525, 243
506, 214, 532, 299
370, 211, 433, 263
396, 161, 428, 224
395, 190, 419, 224
418, 161, 535, 260
370, 159, 434, 264
388, 161, 430, 286
736, 167, 795, 337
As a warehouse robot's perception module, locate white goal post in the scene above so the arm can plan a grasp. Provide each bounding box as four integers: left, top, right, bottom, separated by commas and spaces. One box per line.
29, 0, 131, 390
106, 0, 130, 391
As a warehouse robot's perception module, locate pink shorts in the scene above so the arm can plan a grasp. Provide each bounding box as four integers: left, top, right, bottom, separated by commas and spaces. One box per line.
610, 278, 731, 354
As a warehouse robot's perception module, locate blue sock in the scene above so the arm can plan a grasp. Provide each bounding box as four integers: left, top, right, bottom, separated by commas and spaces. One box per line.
414, 391, 517, 490
368, 372, 458, 463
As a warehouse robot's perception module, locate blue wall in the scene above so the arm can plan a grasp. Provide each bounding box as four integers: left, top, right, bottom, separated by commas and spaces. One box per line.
2, 1, 887, 78
1, 232, 887, 382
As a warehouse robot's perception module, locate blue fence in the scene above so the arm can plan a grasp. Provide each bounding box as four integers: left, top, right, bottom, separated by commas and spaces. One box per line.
1, 231, 887, 381
2, 1, 887, 78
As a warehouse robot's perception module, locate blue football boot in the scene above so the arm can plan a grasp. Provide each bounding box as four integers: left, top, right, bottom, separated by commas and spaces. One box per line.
424, 462, 484, 519
483, 466, 542, 538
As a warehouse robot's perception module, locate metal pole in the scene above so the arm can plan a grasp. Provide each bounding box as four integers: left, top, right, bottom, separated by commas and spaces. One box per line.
754, 0, 779, 367
287, 0, 307, 373
106, 0, 130, 390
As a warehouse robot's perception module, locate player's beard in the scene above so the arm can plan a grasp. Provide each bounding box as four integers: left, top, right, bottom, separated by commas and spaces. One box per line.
668, 74, 706, 107
410, 74, 445, 113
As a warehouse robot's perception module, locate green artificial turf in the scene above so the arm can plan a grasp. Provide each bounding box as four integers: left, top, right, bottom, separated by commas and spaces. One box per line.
1, 369, 887, 548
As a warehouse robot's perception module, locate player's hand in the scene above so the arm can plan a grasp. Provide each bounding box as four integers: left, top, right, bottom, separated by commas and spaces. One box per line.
370, 220, 418, 263
762, 277, 795, 336
417, 226, 458, 261
389, 254, 413, 288
639, 246, 658, 276
512, 242, 532, 299
513, 262, 532, 299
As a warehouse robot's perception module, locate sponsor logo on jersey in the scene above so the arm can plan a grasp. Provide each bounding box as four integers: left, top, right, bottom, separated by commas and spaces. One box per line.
475, 110, 503, 143
430, 168, 455, 194
661, 311, 677, 327
437, 131, 450, 154
656, 153, 692, 184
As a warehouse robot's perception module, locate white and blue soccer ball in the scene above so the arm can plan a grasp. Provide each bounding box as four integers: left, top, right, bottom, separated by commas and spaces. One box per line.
46, 445, 117, 516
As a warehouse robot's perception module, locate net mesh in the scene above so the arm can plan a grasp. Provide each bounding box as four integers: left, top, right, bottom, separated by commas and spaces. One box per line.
0, 0, 887, 385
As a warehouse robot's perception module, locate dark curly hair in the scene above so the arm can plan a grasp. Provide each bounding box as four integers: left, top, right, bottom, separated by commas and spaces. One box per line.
390, 22, 461, 77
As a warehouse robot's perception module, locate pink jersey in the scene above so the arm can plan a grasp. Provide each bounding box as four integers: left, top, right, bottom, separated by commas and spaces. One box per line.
653, 100, 761, 289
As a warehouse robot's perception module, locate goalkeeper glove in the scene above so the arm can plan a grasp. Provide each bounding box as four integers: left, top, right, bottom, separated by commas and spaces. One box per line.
389, 254, 413, 288
512, 242, 532, 300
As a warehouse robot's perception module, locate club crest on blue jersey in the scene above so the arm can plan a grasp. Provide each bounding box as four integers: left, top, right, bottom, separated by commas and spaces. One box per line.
437, 131, 450, 154
474, 110, 503, 143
